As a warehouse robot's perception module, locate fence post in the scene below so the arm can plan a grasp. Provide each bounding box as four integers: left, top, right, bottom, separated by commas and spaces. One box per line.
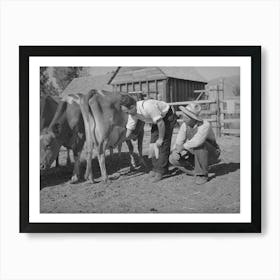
216, 85, 221, 137
220, 102, 224, 137
219, 80, 224, 137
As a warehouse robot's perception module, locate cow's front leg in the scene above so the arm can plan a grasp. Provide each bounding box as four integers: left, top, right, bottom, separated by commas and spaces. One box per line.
117, 143, 122, 158
55, 156, 60, 167
66, 148, 71, 166
109, 148, 113, 158
126, 140, 137, 170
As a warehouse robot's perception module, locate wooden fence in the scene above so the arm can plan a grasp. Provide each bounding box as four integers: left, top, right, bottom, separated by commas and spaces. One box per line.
128, 86, 240, 137
168, 94, 240, 137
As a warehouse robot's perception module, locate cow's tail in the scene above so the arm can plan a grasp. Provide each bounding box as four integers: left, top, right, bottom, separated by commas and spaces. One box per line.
84, 90, 99, 147
67, 91, 95, 124
68, 90, 99, 147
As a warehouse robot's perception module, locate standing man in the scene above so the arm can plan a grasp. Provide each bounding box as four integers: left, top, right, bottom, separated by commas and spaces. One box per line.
120, 95, 177, 182
169, 103, 220, 185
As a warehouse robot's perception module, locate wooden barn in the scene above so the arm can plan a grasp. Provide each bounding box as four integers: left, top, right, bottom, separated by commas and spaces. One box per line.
109, 67, 208, 102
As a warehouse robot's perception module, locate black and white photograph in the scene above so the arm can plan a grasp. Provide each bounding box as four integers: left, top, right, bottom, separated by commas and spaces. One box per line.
20, 46, 260, 232
39, 65, 241, 214
3, 0, 280, 279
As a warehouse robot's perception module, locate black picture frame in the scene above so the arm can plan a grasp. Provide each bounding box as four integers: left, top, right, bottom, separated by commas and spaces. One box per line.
20, 46, 261, 233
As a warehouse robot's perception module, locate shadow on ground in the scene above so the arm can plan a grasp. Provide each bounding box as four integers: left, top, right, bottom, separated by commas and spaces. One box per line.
209, 162, 240, 176
162, 162, 240, 181
40, 153, 151, 189
41, 154, 240, 189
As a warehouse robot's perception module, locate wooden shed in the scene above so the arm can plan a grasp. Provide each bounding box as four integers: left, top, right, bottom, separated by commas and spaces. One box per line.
109, 67, 207, 102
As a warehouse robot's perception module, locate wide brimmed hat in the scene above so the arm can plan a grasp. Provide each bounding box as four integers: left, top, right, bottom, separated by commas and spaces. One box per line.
179, 103, 202, 121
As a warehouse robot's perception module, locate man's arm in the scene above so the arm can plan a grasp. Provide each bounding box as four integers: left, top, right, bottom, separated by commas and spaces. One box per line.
126, 129, 133, 139
126, 114, 137, 139
144, 102, 165, 147
175, 122, 187, 152
155, 119, 165, 146
183, 122, 210, 150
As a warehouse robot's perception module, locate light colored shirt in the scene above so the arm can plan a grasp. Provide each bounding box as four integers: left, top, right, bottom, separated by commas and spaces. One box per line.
175, 120, 216, 150
126, 99, 170, 130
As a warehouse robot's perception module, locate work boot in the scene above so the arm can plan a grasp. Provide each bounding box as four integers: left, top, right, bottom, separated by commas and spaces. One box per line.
150, 172, 163, 183
195, 175, 208, 185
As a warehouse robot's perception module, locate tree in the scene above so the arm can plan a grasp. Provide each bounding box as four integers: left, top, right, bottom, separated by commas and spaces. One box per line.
40, 67, 58, 96
53, 67, 83, 92
233, 84, 240, 96
78, 67, 90, 77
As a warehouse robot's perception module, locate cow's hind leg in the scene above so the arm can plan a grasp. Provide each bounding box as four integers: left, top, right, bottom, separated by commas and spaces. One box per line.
97, 140, 108, 182
71, 149, 82, 184
84, 141, 94, 182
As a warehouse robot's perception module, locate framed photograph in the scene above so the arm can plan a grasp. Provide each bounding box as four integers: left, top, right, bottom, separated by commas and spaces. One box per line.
20, 46, 261, 233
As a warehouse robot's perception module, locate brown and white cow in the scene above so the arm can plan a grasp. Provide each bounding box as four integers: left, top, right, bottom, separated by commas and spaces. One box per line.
40, 97, 85, 183
40, 95, 59, 131
70, 89, 145, 183
40, 95, 71, 167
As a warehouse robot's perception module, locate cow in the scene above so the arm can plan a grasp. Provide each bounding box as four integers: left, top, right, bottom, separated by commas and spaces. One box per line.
40, 95, 59, 131
40, 95, 71, 166
70, 89, 146, 183
40, 97, 85, 183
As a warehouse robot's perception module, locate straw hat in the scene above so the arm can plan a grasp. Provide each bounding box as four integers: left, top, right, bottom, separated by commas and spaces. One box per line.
179, 103, 202, 121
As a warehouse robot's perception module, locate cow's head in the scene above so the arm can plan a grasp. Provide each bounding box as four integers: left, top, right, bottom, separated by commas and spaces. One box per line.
40, 123, 62, 170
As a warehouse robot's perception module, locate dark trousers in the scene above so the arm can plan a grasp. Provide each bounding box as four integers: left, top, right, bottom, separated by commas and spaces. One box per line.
150, 108, 177, 174
169, 126, 220, 176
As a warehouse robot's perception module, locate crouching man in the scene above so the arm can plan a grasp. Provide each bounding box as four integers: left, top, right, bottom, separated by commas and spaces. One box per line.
120, 95, 177, 183
169, 103, 220, 185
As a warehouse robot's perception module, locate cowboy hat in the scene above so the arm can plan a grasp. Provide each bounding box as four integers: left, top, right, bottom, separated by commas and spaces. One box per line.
179, 103, 202, 121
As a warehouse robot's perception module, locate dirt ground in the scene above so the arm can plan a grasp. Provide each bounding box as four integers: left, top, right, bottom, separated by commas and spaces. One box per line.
40, 128, 240, 213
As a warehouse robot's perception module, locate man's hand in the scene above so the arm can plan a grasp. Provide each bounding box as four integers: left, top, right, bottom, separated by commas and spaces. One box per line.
155, 138, 163, 147
157, 119, 165, 144
175, 144, 184, 153
172, 150, 181, 161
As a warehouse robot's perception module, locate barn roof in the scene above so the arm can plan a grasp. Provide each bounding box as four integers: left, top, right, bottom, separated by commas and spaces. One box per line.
110, 67, 207, 84
61, 72, 114, 97
160, 67, 207, 83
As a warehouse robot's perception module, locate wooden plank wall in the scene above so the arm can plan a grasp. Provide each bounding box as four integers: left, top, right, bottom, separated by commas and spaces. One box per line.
168, 78, 206, 102
114, 78, 206, 104
114, 79, 166, 100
